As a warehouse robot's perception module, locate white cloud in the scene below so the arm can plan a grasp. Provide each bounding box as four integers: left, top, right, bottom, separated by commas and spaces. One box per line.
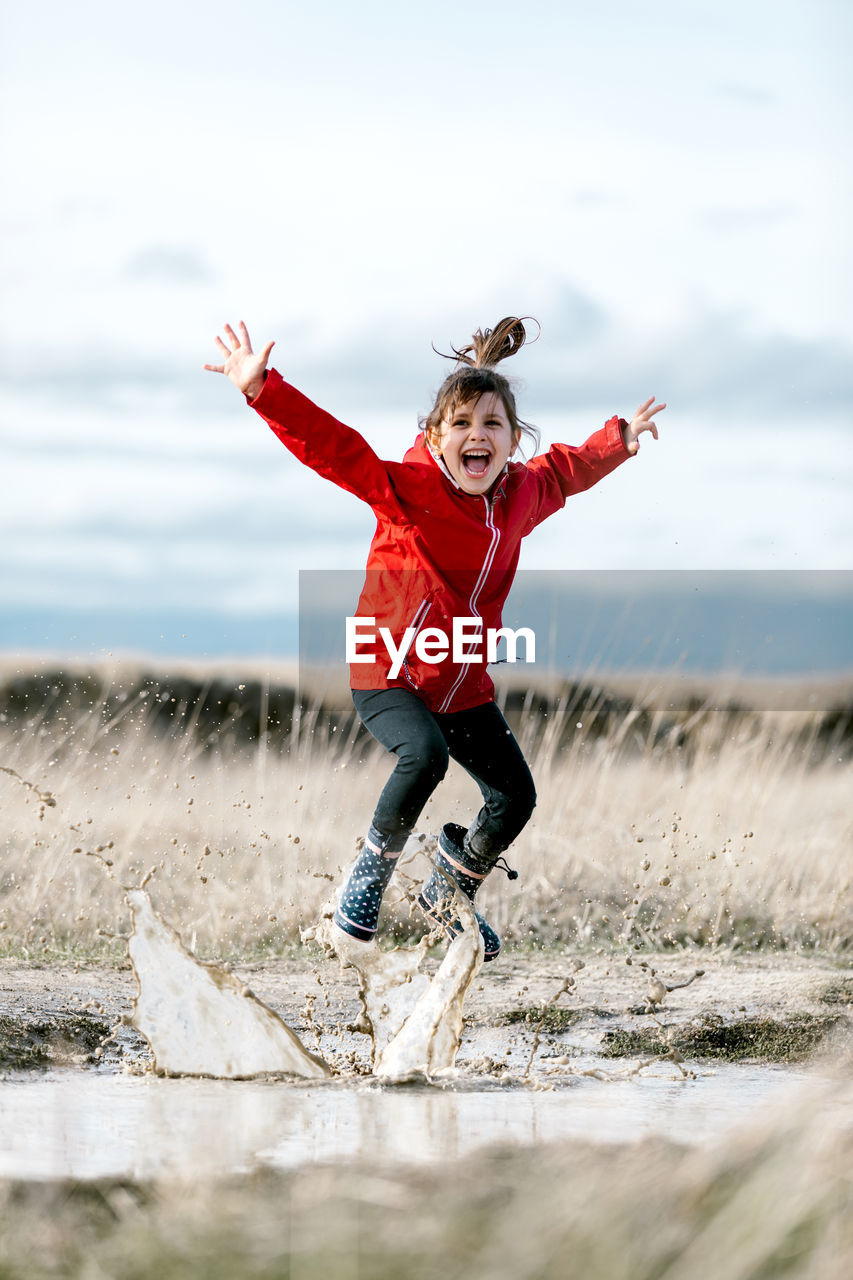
123, 246, 216, 285
1, 0, 850, 644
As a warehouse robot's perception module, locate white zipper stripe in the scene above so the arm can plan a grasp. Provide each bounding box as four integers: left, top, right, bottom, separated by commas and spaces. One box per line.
408, 597, 431, 632
469, 498, 500, 617
399, 597, 431, 689
438, 497, 501, 712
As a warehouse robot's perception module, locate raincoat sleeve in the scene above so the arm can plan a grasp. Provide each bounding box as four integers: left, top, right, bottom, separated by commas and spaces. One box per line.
248, 369, 404, 518
524, 415, 632, 528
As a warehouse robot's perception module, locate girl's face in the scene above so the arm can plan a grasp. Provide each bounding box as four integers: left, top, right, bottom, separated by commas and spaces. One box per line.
432, 393, 518, 496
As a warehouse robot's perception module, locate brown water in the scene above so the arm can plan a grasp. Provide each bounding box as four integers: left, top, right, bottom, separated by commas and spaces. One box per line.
3, 886, 849, 1184
127, 889, 330, 1079
128, 881, 483, 1082
1, 1063, 842, 1181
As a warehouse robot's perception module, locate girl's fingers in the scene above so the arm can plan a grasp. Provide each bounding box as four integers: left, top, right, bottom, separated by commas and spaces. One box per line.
632, 401, 666, 429
207, 324, 269, 379
634, 397, 667, 419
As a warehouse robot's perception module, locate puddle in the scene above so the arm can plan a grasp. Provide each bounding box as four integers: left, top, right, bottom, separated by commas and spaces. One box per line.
0, 1063, 841, 1181
3, 878, 850, 1185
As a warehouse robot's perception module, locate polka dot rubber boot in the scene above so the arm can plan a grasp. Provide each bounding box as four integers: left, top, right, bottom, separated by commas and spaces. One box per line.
334, 828, 400, 943
418, 822, 502, 961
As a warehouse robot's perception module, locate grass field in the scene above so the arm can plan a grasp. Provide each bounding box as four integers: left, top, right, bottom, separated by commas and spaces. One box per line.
1, 661, 850, 960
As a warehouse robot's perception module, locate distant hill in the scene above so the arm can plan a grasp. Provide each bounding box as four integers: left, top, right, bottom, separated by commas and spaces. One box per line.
2, 570, 851, 677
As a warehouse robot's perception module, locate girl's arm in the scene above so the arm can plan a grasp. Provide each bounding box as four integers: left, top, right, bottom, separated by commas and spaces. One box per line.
205, 322, 404, 516
524, 397, 666, 527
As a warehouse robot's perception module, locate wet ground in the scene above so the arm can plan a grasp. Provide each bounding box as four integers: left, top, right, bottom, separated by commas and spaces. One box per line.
2, 949, 850, 1180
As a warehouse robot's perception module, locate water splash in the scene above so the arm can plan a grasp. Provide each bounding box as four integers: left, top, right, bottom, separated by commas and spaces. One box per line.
127, 889, 329, 1080
127, 884, 482, 1084
309, 888, 483, 1081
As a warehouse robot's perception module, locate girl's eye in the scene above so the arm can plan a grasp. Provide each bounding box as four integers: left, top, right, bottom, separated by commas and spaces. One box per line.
452, 418, 503, 428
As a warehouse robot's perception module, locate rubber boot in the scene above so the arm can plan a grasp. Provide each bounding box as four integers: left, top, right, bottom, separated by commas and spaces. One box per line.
418, 822, 517, 962
333, 826, 402, 942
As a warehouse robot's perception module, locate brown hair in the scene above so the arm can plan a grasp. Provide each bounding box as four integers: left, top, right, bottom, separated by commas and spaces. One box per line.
420, 316, 540, 454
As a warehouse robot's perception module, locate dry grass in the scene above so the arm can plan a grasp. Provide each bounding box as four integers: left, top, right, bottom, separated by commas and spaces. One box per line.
504, 695, 853, 955
0, 666, 851, 960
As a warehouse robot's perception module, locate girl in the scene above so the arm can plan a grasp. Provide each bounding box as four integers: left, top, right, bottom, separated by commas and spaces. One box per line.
205, 318, 665, 961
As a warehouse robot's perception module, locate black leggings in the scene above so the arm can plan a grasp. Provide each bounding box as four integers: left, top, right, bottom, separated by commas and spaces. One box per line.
352, 687, 536, 857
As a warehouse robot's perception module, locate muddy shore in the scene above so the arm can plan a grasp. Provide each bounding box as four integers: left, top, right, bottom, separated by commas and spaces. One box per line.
2, 949, 850, 1075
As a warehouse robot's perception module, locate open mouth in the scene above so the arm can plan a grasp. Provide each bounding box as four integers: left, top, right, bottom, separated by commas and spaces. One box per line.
462, 450, 491, 478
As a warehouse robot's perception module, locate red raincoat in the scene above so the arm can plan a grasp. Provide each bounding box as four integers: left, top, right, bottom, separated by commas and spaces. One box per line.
250, 369, 631, 712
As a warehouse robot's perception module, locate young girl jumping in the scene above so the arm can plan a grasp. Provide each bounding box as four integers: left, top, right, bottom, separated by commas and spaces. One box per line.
205, 317, 665, 961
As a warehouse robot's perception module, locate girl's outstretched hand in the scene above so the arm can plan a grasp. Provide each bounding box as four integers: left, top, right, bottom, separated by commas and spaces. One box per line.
203, 322, 274, 401
623, 396, 666, 454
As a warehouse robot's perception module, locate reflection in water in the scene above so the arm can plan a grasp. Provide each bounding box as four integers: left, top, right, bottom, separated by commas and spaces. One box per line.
0, 1065, 837, 1182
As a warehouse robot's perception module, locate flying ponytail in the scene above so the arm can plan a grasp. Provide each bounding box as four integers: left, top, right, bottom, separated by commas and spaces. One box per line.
422, 317, 540, 454
442, 317, 533, 370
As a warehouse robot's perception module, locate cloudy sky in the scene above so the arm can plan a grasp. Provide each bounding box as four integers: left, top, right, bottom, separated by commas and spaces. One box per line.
1, 0, 851, 657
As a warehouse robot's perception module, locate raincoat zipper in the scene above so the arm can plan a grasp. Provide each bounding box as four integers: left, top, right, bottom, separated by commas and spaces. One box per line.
400, 597, 432, 690
437, 496, 501, 712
